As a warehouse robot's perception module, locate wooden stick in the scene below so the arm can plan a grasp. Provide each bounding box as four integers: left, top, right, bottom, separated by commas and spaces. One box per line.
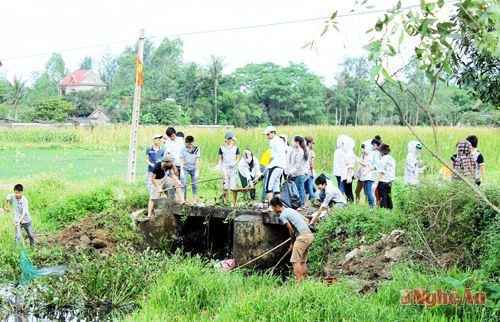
232, 238, 291, 271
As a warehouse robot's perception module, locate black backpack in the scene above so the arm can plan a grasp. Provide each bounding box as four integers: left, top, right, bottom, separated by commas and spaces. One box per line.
280, 179, 301, 209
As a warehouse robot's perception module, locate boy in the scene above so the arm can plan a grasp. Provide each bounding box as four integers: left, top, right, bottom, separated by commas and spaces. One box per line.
3, 184, 35, 246
180, 135, 200, 203
145, 134, 165, 190
373, 143, 396, 209
263, 126, 287, 203
466, 135, 486, 185
270, 197, 313, 282
216, 132, 240, 205
147, 156, 185, 218
309, 175, 346, 225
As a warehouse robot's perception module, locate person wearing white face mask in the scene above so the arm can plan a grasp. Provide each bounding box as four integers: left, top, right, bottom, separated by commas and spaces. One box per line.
340, 136, 356, 203
404, 141, 427, 185
237, 149, 261, 200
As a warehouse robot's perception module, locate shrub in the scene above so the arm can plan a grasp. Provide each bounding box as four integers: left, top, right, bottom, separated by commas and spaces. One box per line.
395, 180, 499, 275
42, 187, 113, 228
308, 204, 403, 273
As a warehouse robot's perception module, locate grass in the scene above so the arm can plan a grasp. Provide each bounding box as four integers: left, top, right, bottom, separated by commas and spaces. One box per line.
123, 257, 497, 321
1, 125, 498, 185
0, 125, 498, 320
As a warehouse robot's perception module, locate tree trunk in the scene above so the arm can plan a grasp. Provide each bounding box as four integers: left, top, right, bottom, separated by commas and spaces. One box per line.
214, 79, 218, 125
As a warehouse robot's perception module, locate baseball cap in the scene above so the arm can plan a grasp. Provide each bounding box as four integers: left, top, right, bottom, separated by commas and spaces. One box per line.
162, 156, 175, 163
263, 126, 276, 135
416, 143, 423, 149
225, 131, 237, 140
153, 134, 163, 139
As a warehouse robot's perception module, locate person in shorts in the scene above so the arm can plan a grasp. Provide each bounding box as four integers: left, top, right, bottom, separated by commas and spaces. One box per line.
147, 156, 184, 218
215, 132, 240, 205
270, 197, 313, 282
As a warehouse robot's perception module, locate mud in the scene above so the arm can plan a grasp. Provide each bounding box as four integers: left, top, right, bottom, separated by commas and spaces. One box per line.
49, 216, 117, 254
321, 230, 407, 293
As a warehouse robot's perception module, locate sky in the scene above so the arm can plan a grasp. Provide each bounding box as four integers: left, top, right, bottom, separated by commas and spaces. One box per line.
0, 0, 454, 85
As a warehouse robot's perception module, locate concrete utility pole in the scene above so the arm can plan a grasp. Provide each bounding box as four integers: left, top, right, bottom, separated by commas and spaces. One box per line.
126, 28, 145, 183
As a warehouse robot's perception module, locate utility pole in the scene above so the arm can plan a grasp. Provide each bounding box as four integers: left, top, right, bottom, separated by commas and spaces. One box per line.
126, 29, 145, 183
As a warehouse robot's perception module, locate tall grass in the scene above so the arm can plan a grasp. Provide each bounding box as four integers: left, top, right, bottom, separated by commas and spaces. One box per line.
1, 125, 498, 182
123, 257, 497, 321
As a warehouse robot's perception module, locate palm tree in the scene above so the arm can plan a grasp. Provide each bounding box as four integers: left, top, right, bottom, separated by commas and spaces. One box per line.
207, 56, 224, 125
11, 76, 26, 120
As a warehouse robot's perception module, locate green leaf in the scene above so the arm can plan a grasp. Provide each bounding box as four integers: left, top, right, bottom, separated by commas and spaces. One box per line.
330, 10, 338, 20
381, 67, 394, 82
370, 65, 382, 79
320, 24, 330, 36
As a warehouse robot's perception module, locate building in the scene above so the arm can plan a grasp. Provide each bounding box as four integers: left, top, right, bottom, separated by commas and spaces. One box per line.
69, 108, 110, 126
58, 70, 106, 95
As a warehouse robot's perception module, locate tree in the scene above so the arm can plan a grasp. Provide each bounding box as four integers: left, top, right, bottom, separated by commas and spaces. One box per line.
79, 56, 93, 70
357, 0, 499, 213
10, 76, 26, 119
98, 52, 118, 88
45, 53, 67, 82
207, 55, 225, 125
64, 89, 108, 117
30, 97, 76, 122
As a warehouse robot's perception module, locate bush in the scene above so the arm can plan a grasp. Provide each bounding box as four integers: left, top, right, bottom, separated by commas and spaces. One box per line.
308, 204, 403, 273
395, 180, 499, 275
42, 187, 113, 228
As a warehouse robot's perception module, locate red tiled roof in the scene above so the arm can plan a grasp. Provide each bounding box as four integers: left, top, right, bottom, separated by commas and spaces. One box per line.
59, 70, 88, 86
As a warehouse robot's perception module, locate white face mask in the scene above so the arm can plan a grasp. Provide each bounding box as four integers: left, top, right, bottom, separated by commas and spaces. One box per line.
246, 155, 252, 163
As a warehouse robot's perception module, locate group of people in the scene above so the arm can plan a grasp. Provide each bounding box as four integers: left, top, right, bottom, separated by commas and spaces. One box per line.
141, 126, 486, 282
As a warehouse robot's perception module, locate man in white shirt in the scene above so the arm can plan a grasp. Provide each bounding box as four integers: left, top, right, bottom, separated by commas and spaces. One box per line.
164, 127, 185, 198
262, 126, 287, 203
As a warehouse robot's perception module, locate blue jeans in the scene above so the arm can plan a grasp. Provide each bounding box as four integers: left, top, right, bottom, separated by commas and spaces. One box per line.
260, 165, 268, 201
363, 180, 375, 207
182, 168, 198, 199
335, 175, 345, 193
304, 175, 315, 202
291, 175, 306, 207
15, 222, 35, 246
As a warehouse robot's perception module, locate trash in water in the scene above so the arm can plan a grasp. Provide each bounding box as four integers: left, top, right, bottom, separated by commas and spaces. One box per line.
322, 276, 337, 286
214, 259, 236, 271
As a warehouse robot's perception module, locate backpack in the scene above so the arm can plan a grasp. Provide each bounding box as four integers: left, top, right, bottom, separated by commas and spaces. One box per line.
280, 179, 301, 209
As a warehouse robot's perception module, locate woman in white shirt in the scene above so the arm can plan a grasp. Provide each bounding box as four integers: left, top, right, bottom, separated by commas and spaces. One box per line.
238, 149, 261, 200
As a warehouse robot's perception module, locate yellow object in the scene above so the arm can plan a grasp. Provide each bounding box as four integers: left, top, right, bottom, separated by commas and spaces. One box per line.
439, 166, 453, 181
260, 149, 271, 167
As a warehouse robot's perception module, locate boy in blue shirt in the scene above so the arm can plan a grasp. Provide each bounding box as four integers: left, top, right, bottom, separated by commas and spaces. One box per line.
145, 134, 165, 190
3, 184, 35, 246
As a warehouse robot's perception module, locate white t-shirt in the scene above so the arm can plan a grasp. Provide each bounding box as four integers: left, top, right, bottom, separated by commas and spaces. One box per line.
6, 194, 31, 223
333, 148, 346, 177
378, 155, 396, 182
322, 179, 347, 208
341, 150, 357, 181
238, 156, 261, 180
164, 137, 185, 166
268, 136, 287, 169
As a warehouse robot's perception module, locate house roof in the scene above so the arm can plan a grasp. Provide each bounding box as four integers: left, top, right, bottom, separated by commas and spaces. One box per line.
59, 70, 106, 87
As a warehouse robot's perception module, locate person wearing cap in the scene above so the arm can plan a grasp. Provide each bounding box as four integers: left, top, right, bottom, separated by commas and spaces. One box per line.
262, 126, 287, 203
145, 134, 165, 190
147, 155, 184, 218
215, 132, 240, 205
404, 141, 427, 185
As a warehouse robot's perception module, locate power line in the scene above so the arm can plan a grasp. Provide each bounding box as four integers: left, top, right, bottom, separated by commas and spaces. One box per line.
2, 1, 458, 62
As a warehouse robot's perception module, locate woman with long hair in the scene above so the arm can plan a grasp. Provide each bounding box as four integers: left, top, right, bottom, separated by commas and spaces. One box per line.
288, 135, 308, 209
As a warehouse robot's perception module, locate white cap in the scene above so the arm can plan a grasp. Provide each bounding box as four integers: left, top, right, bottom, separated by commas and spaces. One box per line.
263, 126, 276, 135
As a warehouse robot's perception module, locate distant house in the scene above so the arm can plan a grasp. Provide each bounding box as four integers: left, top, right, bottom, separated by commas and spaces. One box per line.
58, 70, 106, 95
69, 108, 110, 125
